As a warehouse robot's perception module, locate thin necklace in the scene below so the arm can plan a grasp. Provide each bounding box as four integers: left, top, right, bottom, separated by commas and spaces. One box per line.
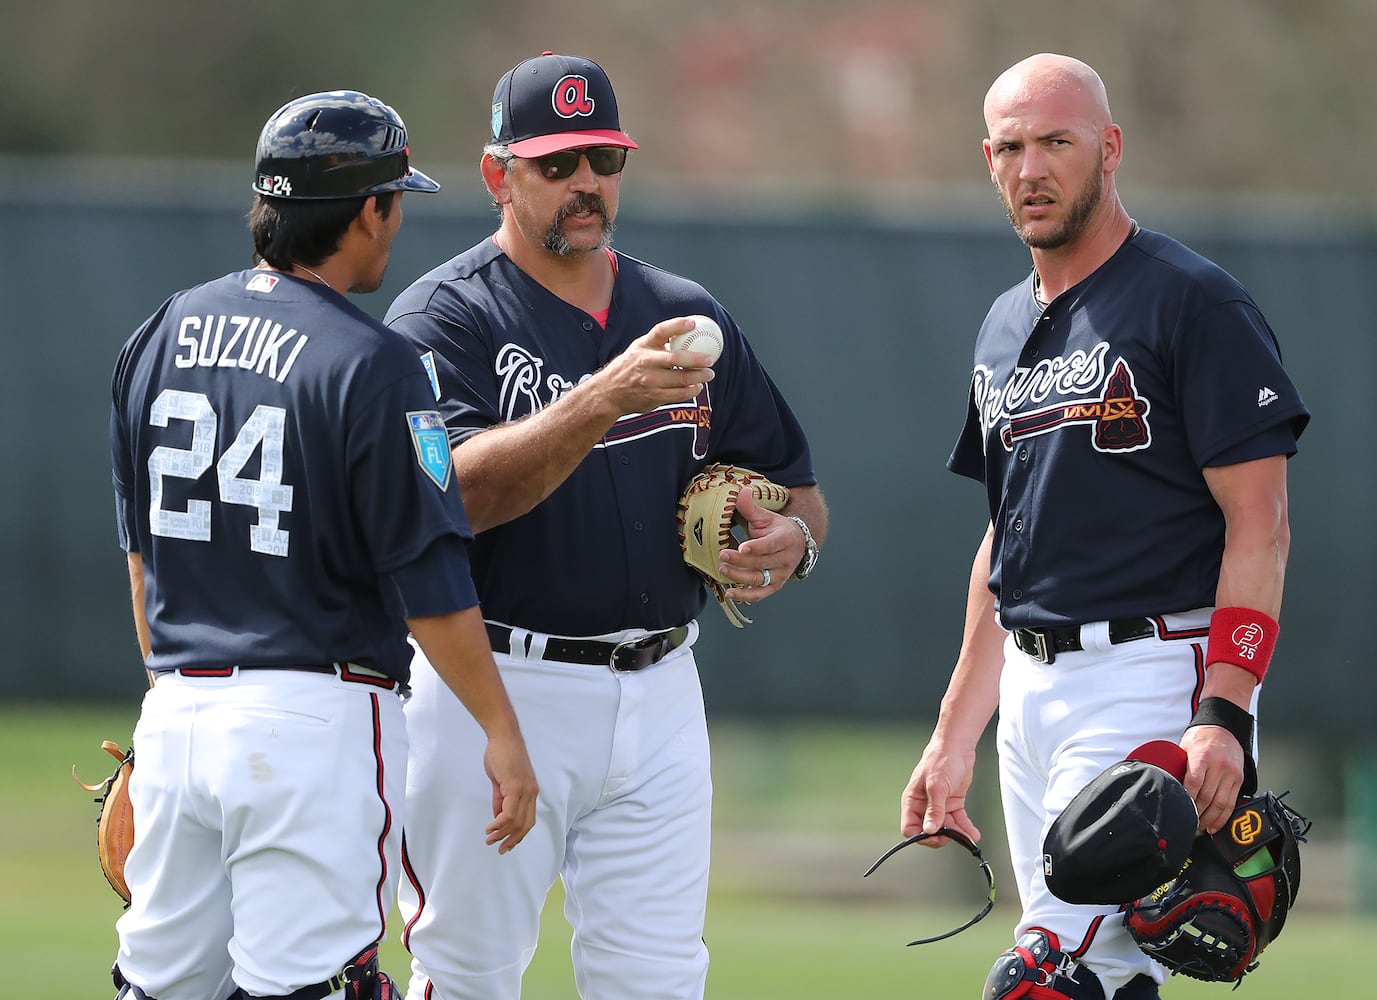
294, 264, 336, 294
1032, 219, 1140, 308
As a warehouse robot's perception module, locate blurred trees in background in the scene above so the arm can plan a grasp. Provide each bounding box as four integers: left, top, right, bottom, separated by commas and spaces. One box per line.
2, 0, 1371, 214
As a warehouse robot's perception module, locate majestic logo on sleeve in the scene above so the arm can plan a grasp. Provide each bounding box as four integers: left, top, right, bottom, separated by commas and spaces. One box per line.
973, 342, 1151, 454
496, 342, 712, 457
552, 75, 595, 118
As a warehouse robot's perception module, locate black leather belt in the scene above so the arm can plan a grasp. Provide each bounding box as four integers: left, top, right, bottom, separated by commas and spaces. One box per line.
485, 623, 690, 672
1011, 617, 1156, 664
155, 663, 399, 689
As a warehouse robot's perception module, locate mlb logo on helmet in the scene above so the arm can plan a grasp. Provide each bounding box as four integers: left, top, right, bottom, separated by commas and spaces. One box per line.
489, 51, 639, 158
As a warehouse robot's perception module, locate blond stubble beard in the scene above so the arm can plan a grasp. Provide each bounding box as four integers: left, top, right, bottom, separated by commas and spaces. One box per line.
1000, 153, 1106, 250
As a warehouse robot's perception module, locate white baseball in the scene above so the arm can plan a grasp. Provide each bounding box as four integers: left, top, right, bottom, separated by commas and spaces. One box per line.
669, 315, 724, 365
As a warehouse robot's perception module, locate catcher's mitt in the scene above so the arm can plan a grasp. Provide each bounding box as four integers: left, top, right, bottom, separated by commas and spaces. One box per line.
1124, 791, 1310, 983
73, 740, 135, 905
677, 463, 790, 627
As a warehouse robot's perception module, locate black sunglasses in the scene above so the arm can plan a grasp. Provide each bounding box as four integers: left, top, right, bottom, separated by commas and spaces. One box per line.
530, 146, 628, 180
863, 827, 996, 946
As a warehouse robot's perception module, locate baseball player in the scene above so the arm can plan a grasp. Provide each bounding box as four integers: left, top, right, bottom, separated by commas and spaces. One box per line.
898, 54, 1309, 1000
107, 91, 536, 1000
383, 52, 828, 1000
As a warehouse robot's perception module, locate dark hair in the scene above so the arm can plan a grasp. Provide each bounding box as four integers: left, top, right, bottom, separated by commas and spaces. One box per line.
247, 191, 397, 268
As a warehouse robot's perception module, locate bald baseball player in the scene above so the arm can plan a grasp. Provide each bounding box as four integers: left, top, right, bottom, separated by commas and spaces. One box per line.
108, 91, 535, 1000
897, 54, 1308, 999
384, 52, 827, 1000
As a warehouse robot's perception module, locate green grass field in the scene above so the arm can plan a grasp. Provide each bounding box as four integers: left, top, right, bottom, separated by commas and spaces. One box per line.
5, 704, 1365, 997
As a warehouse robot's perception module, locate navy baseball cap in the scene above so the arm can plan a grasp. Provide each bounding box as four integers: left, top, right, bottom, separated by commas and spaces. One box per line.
1042, 741, 1199, 905
490, 52, 638, 157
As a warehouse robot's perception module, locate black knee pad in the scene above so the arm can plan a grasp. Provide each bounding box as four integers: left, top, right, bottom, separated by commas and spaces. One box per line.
112, 964, 157, 1000
984, 930, 1106, 1000
223, 944, 394, 1000
1111, 974, 1160, 1000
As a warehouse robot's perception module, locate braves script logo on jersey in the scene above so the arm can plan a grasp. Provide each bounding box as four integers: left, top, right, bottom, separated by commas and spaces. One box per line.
497, 344, 578, 421
973, 342, 1152, 454
552, 75, 595, 118
496, 342, 712, 458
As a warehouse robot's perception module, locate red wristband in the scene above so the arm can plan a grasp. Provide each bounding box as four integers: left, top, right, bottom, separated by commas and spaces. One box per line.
1206, 607, 1279, 682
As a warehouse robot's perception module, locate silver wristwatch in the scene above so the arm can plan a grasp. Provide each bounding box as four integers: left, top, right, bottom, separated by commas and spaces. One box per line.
787, 515, 820, 580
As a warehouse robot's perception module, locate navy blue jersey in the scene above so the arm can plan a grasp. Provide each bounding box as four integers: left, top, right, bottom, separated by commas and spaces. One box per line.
385, 239, 815, 635
111, 269, 478, 680
948, 227, 1309, 629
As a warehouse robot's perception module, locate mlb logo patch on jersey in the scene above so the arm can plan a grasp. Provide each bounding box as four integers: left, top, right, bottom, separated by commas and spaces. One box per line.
408, 411, 452, 490
246, 273, 280, 293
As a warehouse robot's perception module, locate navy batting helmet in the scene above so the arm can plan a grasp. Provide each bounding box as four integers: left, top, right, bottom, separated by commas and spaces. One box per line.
253, 90, 440, 200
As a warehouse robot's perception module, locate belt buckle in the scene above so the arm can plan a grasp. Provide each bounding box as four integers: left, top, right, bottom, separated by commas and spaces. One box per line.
610, 629, 679, 672
609, 634, 656, 672
1019, 629, 1053, 665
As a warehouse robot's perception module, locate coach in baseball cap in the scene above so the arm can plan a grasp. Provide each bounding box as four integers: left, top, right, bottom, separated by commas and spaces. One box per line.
489, 51, 639, 156
386, 48, 825, 1000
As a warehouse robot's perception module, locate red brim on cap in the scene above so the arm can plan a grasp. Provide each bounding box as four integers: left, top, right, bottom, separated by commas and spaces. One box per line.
1127, 740, 1188, 782
507, 129, 639, 157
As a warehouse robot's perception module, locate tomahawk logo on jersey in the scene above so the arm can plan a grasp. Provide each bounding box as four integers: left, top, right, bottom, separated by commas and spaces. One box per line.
974, 342, 1152, 454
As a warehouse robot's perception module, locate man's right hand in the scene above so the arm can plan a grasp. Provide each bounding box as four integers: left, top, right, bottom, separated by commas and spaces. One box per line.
900, 742, 982, 848
483, 730, 538, 853
594, 318, 716, 416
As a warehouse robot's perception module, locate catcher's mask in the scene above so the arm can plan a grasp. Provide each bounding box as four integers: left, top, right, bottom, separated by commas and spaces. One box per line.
863, 827, 995, 945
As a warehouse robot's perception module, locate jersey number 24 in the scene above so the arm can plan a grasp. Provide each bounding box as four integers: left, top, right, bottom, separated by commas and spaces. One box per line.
147, 388, 294, 557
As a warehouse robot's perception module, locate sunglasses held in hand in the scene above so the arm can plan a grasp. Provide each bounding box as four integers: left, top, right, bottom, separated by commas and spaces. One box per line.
531, 146, 628, 180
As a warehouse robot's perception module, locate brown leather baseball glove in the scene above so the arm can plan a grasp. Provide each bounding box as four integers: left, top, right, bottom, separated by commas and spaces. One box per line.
677, 463, 790, 627
73, 740, 135, 905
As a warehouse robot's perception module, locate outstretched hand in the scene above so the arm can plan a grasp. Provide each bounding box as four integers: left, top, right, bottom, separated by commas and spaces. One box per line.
594, 318, 716, 416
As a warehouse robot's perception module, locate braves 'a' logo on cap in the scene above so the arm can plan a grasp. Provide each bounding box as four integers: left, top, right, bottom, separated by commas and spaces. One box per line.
552, 75, 595, 118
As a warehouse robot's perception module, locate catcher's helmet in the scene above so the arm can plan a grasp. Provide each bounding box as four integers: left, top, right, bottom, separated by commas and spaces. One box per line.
253, 91, 440, 200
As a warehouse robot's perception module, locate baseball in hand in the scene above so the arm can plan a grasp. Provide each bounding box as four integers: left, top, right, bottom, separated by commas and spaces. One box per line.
670, 315, 724, 365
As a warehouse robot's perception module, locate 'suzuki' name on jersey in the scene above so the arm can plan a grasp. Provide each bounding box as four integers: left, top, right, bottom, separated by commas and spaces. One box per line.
972, 341, 1111, 439
174, 314, 309, 383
